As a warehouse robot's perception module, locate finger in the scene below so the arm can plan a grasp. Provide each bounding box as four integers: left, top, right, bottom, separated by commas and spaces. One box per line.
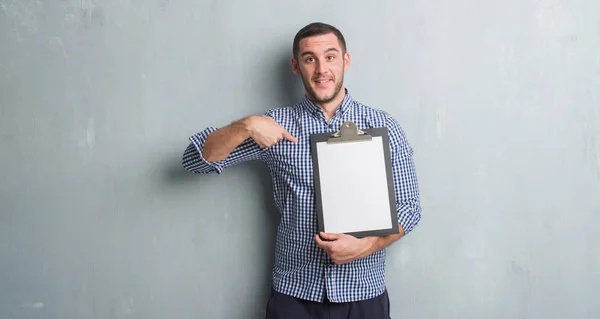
315, 234, 331, 249
254, 139, 265, 148
282, 131, 298, 143
319, 232, 343, 241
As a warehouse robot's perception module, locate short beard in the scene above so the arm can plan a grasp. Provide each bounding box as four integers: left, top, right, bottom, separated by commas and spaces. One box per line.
300, 70, 344, 105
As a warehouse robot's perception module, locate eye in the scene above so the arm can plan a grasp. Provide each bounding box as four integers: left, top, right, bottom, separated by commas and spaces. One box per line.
305, 57, 315, 63
327, 56, 335, 61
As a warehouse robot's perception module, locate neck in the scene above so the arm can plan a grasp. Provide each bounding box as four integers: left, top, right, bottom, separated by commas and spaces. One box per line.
310, 87, 346, 121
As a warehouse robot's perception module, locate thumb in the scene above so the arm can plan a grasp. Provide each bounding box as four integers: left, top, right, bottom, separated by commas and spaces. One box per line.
282, 130, 298, 143
319, 232, 342, 241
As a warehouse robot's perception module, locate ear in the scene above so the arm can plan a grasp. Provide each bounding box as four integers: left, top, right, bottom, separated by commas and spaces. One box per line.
290, 57, 301, 75
343, 52, 351, 71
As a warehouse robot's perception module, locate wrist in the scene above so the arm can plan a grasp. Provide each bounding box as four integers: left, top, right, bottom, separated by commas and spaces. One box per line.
361, 236, 379, 256
238, 116, 258, 138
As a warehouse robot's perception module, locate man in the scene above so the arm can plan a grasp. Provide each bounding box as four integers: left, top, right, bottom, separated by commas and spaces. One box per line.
182, 22, 421, 319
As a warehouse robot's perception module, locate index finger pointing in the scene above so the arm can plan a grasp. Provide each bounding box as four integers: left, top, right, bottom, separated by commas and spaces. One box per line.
282, 131, 298, 143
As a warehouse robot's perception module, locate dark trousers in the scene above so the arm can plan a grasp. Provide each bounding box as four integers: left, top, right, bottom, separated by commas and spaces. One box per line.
265, 289, 391, 319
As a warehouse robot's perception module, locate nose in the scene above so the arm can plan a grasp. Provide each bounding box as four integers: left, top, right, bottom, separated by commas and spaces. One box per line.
316, 60, 327, 74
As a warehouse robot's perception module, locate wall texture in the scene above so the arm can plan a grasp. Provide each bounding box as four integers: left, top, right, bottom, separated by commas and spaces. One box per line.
1, 1, 599, 318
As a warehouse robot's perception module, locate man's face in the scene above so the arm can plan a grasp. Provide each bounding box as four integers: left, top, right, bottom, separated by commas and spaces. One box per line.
291, 33, 350, 105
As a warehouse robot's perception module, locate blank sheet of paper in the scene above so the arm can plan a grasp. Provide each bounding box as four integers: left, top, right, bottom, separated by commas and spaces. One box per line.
315, 136, 393, 233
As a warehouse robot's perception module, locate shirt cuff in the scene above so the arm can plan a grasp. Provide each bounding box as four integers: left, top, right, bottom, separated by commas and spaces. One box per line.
397, 203, 421, 235
183, 127, 224, 174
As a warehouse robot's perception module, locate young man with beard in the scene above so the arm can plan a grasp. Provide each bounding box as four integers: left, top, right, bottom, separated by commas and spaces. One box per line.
182, 22, 422, 319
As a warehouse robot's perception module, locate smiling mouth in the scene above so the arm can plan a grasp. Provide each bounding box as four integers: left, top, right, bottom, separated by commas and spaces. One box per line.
314, 79, 333, 84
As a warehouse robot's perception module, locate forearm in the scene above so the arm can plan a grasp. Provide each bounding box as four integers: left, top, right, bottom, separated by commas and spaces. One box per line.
361, 224, 405, 256
202, 117, 255, 162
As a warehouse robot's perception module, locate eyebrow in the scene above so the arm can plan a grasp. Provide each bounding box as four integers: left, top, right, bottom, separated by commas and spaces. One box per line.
301, 47, 340, 57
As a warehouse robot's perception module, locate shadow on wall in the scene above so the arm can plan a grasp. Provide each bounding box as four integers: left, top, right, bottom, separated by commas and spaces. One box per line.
241, 161, 281, 319
272, 51, 304, 106
158, 49, 300, 318
160, 155, 279, 318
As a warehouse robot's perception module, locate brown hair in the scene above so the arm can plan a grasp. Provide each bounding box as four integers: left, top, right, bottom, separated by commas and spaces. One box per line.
292, 22, 347, 59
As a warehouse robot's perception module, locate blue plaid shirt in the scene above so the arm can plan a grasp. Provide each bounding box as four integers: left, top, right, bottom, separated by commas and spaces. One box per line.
182, 89, 421, 303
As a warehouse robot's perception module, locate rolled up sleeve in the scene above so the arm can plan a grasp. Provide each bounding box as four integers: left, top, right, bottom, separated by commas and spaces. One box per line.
182, 124, 267, 174
385, 115, 422, 235
182, 127, 225, 174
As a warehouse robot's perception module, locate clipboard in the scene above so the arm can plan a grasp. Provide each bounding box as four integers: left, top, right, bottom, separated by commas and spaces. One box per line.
310, 121, 399, 238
